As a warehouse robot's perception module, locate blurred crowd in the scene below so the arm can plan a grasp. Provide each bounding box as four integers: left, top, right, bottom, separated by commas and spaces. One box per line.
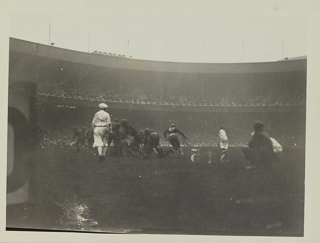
36, 77, 305, 149
37, 82, 306, 107
42, 128, 74, 147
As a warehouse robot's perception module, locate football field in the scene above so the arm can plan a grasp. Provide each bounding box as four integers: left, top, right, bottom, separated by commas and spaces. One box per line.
7, 145, 305, 236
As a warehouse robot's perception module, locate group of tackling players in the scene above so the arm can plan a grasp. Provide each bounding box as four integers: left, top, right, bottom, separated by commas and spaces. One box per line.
73, 103, 189, 161
73, 102, 282, 168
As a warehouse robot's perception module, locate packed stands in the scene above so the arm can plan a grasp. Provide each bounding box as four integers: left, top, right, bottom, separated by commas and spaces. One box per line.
37, 78, 306, 107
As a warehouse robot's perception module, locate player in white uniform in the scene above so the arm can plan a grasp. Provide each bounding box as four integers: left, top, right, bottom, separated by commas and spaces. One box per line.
92, 103, 112, 161
219, 127, 229, 162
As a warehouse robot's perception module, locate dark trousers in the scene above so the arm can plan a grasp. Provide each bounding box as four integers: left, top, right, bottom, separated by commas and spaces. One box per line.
242, 147, 276, 167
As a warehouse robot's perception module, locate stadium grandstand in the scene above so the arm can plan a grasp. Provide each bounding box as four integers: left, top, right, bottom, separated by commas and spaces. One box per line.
9, 38, 306, 147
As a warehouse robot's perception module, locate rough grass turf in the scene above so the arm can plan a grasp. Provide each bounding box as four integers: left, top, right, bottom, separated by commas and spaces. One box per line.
7, 146, 305, 236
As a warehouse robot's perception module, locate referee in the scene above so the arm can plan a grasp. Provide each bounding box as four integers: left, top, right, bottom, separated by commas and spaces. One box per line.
92, 103, 112, 161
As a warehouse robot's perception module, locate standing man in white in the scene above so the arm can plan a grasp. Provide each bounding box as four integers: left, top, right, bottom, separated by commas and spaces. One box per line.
219, 127, 229, 162
92, 103, 112, 161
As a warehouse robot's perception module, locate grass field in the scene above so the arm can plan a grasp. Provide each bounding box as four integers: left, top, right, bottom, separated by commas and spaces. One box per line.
7, 145, 305, 236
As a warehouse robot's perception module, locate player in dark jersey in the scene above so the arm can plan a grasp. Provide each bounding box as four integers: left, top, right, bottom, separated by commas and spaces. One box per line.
108, 118, 121, 155
86, 127, 94, 149
119, 119, 141, 155
242, 121, 277, 168
140, 128, 173, 159
163, 123, 188, 157
73, 126, 86, 152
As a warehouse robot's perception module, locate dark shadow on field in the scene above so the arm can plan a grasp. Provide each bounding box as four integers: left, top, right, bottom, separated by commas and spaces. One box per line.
7, 146, 305, 236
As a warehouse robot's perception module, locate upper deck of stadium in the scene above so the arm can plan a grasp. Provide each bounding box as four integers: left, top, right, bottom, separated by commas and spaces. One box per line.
9, 38, 307, 74
8, 38, 307, 113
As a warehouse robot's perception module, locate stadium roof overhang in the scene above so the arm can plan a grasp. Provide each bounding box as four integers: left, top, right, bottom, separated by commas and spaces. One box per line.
9, 38, 307, 74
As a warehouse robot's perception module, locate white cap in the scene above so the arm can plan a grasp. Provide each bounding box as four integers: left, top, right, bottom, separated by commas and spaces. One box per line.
99, 103, 108, 109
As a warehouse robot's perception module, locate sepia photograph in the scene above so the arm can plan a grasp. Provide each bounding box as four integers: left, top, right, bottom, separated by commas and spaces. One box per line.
2, 1, 320, 242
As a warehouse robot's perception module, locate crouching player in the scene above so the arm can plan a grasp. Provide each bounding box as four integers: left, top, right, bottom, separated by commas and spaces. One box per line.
242, 121, 277, 168
119, 119, 141, 156
140, 128, 173, 159
86, 128, 94, 149
163, 123, 188, 157
72, 126, 87, 152
108, 118, 121, 156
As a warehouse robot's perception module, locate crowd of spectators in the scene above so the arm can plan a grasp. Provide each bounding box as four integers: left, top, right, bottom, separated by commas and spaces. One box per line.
36, 77, 305, 149
42, 128, 75, 147
37, 81, 306, 107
